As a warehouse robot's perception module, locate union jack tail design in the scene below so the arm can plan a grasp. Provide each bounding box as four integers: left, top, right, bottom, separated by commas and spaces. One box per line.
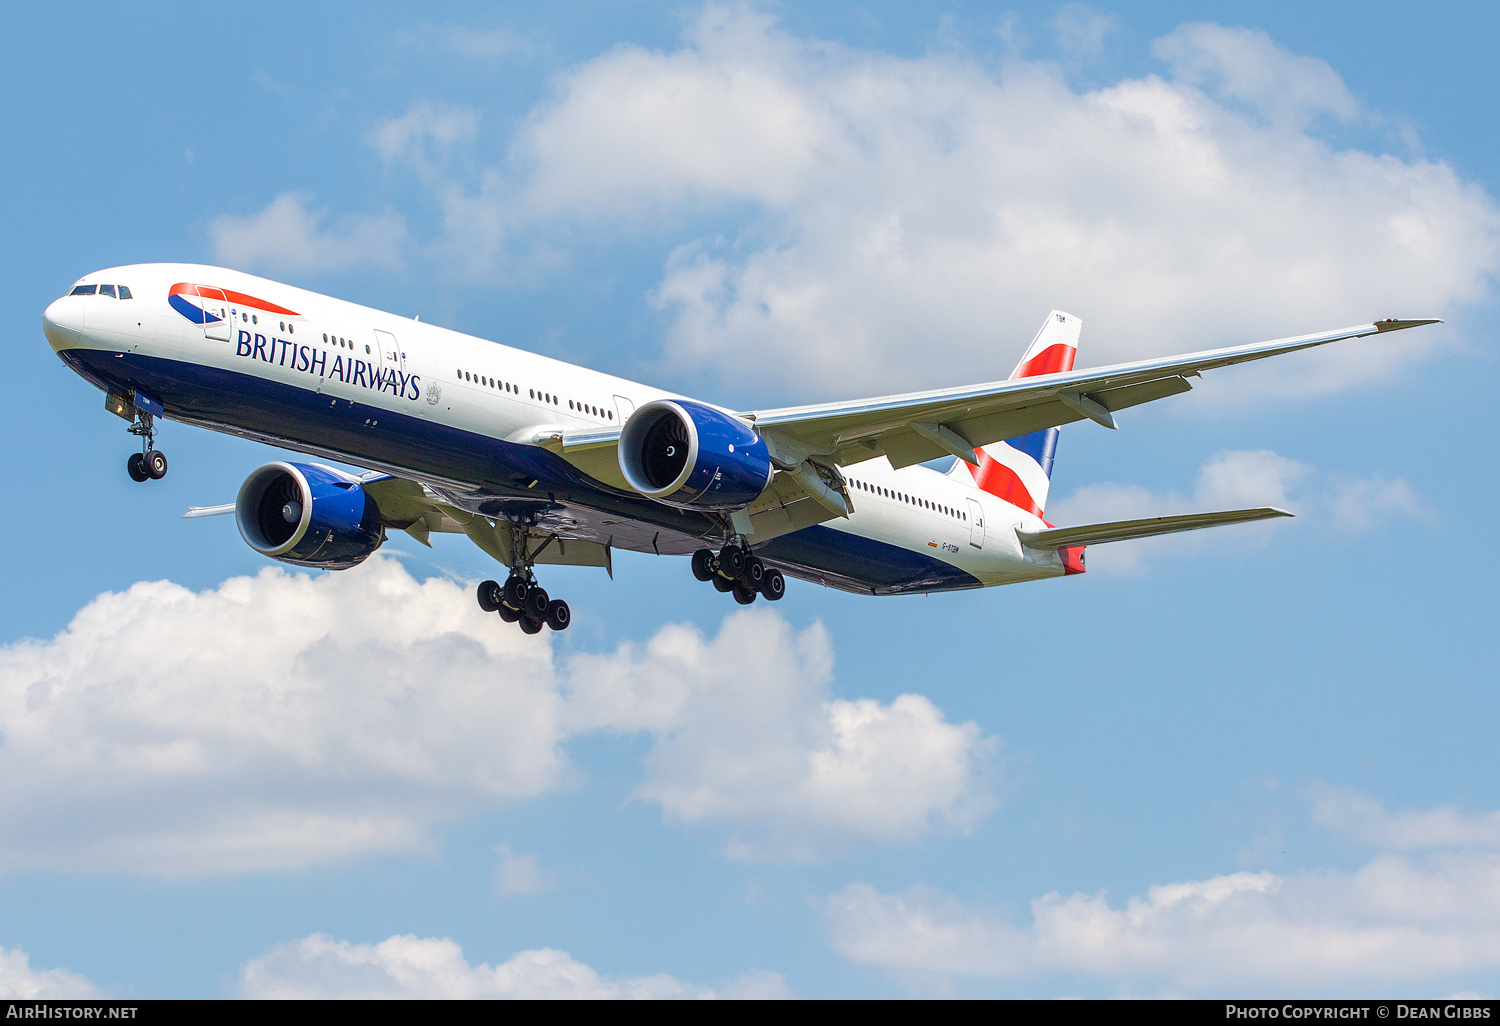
950, 310, 1080, 518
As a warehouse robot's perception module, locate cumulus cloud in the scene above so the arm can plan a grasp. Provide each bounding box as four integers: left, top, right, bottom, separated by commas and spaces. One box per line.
238, 933, 789, 999
209, 191, 406, 274
0, 948, 99, 999
379, 5, 1496, 401
0, 556, 565, 874
1047, 448, 1430, 573
566, 610, 995, 860
823, 791, 1500, 994
0, 556, 991, 874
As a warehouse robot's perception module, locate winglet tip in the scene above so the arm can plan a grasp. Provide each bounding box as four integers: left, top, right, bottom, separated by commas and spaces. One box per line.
1374, 317, 1443, 333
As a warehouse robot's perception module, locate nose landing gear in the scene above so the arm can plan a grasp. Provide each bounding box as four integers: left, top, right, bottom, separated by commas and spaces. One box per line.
691, 542, 784, 605
124, 407, 167, 483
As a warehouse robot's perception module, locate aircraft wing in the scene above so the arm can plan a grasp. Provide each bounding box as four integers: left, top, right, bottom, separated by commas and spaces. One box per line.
747, 318, 1439, 471
1017, 507, 1292, 550
359, 474, 614, 572
185, 475, 615, 572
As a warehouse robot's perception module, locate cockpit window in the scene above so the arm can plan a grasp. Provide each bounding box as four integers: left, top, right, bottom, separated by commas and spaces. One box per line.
69, 284, 96, 296
99, 284, 116, 298
117, 285, 132, 300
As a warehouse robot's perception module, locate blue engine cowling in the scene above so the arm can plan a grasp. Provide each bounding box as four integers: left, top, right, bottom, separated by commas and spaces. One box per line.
618, 400, 773, 510
235, 462, 385, 570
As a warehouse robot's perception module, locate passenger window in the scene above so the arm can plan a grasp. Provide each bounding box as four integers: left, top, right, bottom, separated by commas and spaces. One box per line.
70, 285, 96, 296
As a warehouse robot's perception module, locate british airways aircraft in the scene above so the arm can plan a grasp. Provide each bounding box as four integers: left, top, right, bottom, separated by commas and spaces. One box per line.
42, 264, 1437, 633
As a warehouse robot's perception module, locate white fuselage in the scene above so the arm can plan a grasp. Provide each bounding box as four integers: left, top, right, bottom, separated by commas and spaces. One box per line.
44, 263, 1064, 594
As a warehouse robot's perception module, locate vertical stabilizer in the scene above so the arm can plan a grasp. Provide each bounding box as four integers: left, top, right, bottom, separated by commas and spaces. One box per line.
950, 310, 1080, 517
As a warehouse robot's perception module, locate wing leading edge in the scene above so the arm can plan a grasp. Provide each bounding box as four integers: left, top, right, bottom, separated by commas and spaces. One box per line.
749, 318, 1440, 471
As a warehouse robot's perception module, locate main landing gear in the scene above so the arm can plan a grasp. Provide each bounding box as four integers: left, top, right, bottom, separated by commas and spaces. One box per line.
476, 574, 571, 634
125, 410, 168, 483
692, 542, 785, 605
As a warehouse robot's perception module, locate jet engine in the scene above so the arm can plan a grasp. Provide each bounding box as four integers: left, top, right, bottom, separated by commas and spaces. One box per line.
618, 400, 773, 510
235, 461, 385, 570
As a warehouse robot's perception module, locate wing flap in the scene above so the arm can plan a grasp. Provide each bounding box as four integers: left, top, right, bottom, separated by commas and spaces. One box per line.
1018, 507, 1293, 549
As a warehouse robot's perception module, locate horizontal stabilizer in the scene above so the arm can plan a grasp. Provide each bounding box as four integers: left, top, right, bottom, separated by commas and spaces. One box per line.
183, 504, 235, 519
1017, 507, 1293, 549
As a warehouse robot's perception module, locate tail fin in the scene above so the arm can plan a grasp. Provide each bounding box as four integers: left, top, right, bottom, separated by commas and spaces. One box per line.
950, 310, 1080, 517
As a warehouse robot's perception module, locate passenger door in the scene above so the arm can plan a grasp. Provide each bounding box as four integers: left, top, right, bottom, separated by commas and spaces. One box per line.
374, 329, 403, 373
966, 497, 985, 549
614, 395, 635, 423
198, 287, 231, 341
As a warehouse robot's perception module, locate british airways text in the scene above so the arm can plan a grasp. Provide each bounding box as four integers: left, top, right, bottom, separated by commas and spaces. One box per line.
236, 331, 421, 400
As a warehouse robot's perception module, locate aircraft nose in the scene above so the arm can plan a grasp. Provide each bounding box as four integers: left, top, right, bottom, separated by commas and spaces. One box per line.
42, 296, 82, 351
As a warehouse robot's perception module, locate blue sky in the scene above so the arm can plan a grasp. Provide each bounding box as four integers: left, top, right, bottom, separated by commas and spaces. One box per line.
3, 0, 1499, 998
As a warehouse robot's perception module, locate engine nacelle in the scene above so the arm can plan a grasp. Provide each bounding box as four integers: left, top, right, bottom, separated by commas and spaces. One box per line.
235, 462, 384, 570
618, 400, 773, 510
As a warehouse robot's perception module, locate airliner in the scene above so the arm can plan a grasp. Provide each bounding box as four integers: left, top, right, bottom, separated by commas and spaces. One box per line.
42, 264, 1436, 633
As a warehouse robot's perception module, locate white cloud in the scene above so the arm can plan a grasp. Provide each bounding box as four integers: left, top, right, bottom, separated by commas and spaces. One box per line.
209, 191, 406, 274
1053, 5, 1117, 58
824, 792, 1500, 994
0, 556, 565, 874
1151, 23, 1358, 129
372, 102, 480, 165
1310, 786, 1500, 852
565, 610, 995, 860
1047, 448, 1429, 573
493, 843, 555, 897
385, 5, 1496, 401
395, 23, 535, 61
0, 556, 991, 874
238, 933, 789, 999
0, 947, 99, 999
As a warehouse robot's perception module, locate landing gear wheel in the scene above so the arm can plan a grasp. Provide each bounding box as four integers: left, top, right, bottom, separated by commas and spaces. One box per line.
477, 580, 502, 612
743, 557, 765, 590
144, 450, 168, 480
732, 583, 758, 605
691, 549, 717, 582
127, 452, 149, 482
719, 544, 747, 579
518, 617, 544, 635
760, 568, 786, 601
497, 604, 521, 623
545, 599, 571, 631
527, 587, 550, 620
503, 576, 531, 610
712, 575, 735, 593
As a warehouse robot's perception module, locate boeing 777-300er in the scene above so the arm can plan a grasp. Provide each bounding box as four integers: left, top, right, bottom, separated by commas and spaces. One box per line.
42, 264, 1438, 633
